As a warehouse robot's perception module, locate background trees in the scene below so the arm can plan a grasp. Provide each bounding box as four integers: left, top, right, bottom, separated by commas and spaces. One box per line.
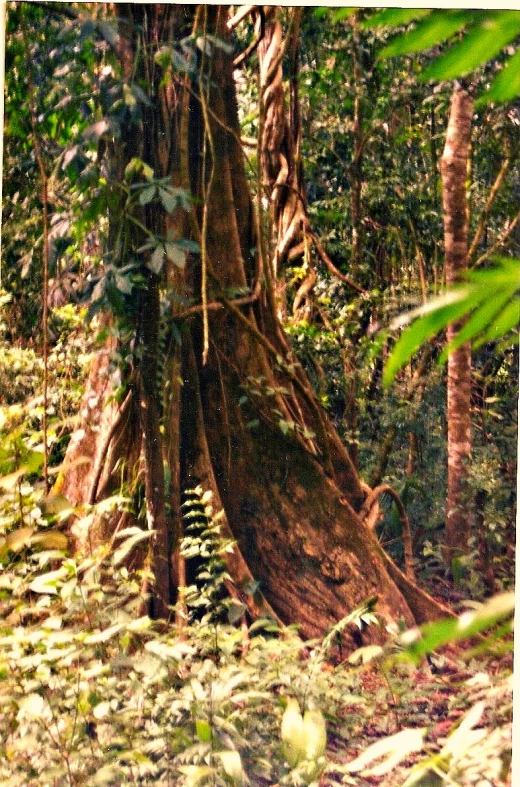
1, 3, 518, 630
0, 5, 517, 786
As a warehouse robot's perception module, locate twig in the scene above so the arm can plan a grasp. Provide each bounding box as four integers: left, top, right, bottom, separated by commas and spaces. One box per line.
469, 156, 511, 262
474, 210, 520, 267
233, 7, 265, 67
308, 230, 366, 294
227, 5, 256, 31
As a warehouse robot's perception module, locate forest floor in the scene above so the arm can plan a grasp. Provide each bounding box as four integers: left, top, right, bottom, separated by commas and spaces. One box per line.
325, 649, 513, 786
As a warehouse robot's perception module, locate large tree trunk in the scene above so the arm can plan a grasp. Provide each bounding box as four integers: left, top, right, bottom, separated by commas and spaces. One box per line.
60, 4, 448, 645
441, 88, 473, 564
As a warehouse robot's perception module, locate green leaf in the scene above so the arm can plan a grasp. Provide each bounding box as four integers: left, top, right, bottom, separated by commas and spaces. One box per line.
139, 185, 157, 206
361, 8, 432, 30
302, 708, 327, 761
477, 48, 520, 106
155, 46, 172, 68
399, 592, 514, 662
205, 34, 234, 56
439, 287, 514, 363
383, 291, 477, 386
281, 698, 305, 768
25, 450, 44, 474
422, 11, 520, 82
125, 157, 144, 180
314, 8, 330, 21
158, 188, 177, 214
165, 243, 186, 269
123, 83, 137, 107
148, 245, 165, 274
195, 718, 212, 743
331, 8, 356, 24
115, 272, 133, 295
227, 599, 246, 624
380, 11, 470, 58
142, 162, 155, 181
171, 237, 200, 253
474, 297, 520, 348
131, 83, 153, 107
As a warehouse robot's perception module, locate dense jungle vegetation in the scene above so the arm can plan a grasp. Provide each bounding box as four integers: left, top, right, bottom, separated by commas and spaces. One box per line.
0, 4, 518, 786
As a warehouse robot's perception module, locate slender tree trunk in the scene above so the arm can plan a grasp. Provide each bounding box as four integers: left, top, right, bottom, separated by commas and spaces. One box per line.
441, 88, 473, 564
61, 4, 449, 644
350, 17, 363, 276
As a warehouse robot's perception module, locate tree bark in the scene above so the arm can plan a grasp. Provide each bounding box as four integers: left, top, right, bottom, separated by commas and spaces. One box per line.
441, 88, 473, 563
60, 4, 449, 645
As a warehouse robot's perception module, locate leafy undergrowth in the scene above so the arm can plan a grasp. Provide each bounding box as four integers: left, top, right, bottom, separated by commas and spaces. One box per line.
0, 485, 513, 787
0, 305, 513, 787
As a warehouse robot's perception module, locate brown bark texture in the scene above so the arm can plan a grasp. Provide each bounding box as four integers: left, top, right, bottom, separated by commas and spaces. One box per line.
60, 4, 448, 645
441, 88, 473, 562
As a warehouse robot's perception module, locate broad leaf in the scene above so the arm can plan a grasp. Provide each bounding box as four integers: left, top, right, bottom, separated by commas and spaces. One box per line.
383, 291, 476, 386
158, 188, 177, 214
18, 693, 45, 718
477, 48, 520, 107
176, 766, 215, 786
139, 185, 157, 206
384, 259, 520, 386
302, 708, 327, 761
165, 242, 186, 269
148, 245, 165, 274
399, 592, 514, 662
474, 298, 520, 348
361, 8, 432, 30
422, 11, 520, 82
439, 287, 514, 363
82, 119, 110, 141
195, 718, 212, 743
281, 698, 304, 768
380, 11, 470, 58
97, 21, 118, 46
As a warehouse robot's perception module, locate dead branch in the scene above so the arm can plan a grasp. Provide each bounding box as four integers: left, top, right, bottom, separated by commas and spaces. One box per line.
308, 230, 366, 294
469, 156, 511, 262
